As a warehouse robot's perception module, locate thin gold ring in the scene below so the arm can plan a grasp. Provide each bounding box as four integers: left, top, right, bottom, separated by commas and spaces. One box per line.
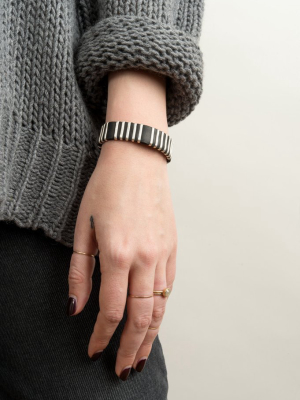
148, 326, 159, 330
73, 250, 97, 258
129, 287, 172, 298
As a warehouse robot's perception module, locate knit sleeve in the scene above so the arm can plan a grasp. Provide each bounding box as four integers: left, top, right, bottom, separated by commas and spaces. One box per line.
73, 0, 205, 127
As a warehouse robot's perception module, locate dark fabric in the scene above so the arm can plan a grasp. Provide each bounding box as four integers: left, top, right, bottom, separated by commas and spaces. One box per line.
0, 220, 168, 400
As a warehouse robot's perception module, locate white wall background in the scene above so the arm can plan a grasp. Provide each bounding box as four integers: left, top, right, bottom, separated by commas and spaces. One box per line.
160, 1, 300, 398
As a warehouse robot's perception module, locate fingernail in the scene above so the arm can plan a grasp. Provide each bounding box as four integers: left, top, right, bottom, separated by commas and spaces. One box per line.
136, 357, 147, 372
120, 366, 131, 381
66, 296, 76, 316
90, 351, 103, 361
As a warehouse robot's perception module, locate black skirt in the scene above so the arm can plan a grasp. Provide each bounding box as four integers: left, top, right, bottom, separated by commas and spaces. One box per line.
0, 220, 168, 400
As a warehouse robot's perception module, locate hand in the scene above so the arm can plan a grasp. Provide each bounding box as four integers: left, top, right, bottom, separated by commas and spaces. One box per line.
67, 139, 177, 380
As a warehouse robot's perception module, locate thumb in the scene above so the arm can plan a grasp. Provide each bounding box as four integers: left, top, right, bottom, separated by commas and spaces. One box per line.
67, 212, 99, 316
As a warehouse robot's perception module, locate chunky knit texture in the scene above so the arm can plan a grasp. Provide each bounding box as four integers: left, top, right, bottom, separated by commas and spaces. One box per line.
0, 0, 205, 248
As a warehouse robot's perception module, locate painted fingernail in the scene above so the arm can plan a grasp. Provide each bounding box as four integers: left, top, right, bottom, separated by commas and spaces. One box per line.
136, 357, 147, 372
90, 351, 103, 361
120, 366, 132, 381
66, 296, 76, 316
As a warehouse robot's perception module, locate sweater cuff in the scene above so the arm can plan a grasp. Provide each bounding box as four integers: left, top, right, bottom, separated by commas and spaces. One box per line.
74, 15, 204, 127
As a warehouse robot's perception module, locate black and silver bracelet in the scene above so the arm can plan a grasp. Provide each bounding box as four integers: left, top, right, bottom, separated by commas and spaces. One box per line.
98, 121, 172, 163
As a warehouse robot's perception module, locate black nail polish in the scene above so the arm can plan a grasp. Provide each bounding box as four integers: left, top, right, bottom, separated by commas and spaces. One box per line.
120, 366, 131, 381
90, 351, 103, 361
136, 358, 147, 372
66, 297, 76, 316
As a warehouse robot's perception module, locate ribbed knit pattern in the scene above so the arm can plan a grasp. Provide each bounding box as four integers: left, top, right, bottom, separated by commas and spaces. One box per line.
0, 0, 205, 248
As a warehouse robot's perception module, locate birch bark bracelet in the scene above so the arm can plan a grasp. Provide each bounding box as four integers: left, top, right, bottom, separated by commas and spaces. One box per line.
98, 121, 173, 163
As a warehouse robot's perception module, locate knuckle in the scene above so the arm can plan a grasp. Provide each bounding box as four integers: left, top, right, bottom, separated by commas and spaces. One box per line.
103, 309, 123, 324
118, 347, 137, 359
138, 247, 158, 265
160, 243, 170, 258
139, 342, 153, 352
68, 264, 86, 285
152, 305, 166, 322
90, 336, 107, 348
132, 314, 152, 331
110, 248, 132, 268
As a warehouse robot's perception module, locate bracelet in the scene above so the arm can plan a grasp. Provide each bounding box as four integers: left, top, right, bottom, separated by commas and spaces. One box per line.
98, 121, 172, 163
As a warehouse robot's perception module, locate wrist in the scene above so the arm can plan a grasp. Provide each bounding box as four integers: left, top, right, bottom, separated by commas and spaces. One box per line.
98, 138, 168, 168
98, 119, 172, 165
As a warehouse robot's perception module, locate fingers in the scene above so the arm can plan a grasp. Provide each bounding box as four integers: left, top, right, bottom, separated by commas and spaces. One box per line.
114, 258, 156, 379
131, 260, 168, 372
133, 249, 176, 372
67, 210, 99, 316
87, 250, 130, 361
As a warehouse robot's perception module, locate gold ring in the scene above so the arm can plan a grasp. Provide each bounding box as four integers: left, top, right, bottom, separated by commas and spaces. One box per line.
128, 294, 153, 298
73, 250, 97, 258
153, 287, 172, 297
148, 326, 159, 330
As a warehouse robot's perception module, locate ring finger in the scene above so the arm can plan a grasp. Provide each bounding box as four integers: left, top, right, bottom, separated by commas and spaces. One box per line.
133, 254, 175, 372
115, 261, 156, 380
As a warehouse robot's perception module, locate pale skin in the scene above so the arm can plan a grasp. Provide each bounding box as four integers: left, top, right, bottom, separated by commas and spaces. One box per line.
67, 69, 177, 380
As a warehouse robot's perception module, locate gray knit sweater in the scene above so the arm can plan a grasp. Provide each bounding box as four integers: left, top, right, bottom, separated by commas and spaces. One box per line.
0, 0, 205, 248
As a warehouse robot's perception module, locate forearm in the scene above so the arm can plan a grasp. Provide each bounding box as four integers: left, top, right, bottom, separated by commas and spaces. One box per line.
106, 68, 169, 134
100, 69, 169, 165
